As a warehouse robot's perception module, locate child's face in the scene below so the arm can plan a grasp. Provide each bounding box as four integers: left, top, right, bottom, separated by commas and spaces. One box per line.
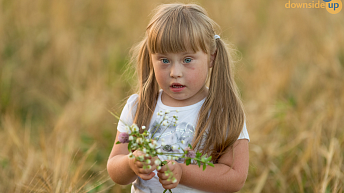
151, 50, 214, 107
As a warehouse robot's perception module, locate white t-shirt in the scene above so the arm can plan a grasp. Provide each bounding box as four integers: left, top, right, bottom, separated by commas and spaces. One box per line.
116, 91, 250, 193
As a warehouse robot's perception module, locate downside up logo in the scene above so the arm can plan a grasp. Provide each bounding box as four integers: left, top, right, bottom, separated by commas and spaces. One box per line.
285, 0, 342, 14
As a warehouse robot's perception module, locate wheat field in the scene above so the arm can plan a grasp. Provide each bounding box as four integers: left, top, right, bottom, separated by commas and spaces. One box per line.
0, 0, 343, 192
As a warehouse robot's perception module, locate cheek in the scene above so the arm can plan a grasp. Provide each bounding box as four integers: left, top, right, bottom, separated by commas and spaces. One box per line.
187, 68, 208, 85
154, 69, 168, 85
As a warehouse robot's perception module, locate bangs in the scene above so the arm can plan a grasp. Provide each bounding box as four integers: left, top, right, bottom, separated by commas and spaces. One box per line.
147, 6, 209, 54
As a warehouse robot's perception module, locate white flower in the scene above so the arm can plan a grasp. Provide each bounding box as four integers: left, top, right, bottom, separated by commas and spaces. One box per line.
129, 136, 134, 141
157, 166, 161, 170
157, 149, 161, 153
161, 142, 166, 146
172, 157, 177, 160
128, 153, 134, 159
147, 165, 152, 169
131, 124, 139, 132
172, 177, 177, 183
181, 140, 185, 144
145, 153, 150, 157
136, 138, 143, 144
162, 120, 168, 126
172, 145, 177, 150
152, 140, 158, 146
142, 126, 146, 130
167, 155, 172, 160
143, 148, 147, 154
155, 159, 161, 165
146, 139, 150, 142
164, 116, 168, 120
165, 171, 169, 176
176, 109, 179, 113
161, 138, 165, 142
138, 155, 144, 161
157, 112, 161, 116
175, 121, 178, 124
125, 126, 130, 132
165, 110, 170, 114
146, 159, 151, 164
149, 143, 155, 149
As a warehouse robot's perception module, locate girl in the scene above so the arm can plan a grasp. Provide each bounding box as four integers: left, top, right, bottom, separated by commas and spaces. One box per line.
107, 3, 249, 193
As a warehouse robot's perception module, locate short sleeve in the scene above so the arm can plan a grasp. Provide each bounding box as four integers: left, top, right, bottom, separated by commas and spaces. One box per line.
238, 121, 250, 141
116, 94, 139, 133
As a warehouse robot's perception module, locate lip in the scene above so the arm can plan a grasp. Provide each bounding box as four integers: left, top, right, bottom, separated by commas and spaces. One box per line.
170, 83, 186, 92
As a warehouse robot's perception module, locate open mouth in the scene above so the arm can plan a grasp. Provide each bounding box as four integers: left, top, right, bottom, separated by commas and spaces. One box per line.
171, 83, 185, 88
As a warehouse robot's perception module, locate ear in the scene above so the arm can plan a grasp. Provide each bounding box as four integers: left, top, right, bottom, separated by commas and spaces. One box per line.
209, 50, 217, 68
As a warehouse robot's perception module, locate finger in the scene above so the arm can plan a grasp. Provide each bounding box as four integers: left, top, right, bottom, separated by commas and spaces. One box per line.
162, 183, 177, 190
144, 161, 157, 171
158, 162, 175, 174
158, 164, 168, 172
150, 164, 157, 171
139, 163, 157, 174
138, 168, 149, 174
135, 161, 144, 168
143, 158, 155, 166
133, 150, 152, 161
159, 178, 173, 186
151, 156, 160, 166
167, 161, 176, 169
139, 172, 156, 180
138, 166, 154, 174
133, 150, 144, 157
149, 158, 157, 166
157, 171, 169, 180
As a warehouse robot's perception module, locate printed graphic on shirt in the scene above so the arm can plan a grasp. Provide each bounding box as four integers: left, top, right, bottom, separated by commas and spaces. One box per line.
149, 120, 195, 163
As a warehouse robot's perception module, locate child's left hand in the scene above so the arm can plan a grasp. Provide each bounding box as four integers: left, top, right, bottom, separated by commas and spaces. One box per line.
157, 160, 183, 189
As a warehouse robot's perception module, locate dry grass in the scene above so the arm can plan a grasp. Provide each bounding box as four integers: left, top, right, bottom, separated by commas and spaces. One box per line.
0, 0, 343, 192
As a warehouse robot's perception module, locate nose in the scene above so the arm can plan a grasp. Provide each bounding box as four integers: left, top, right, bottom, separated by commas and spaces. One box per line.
170, 63, 182, 78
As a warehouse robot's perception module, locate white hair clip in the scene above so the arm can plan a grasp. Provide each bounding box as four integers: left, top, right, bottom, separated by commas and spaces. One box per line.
214, 35, 220, 40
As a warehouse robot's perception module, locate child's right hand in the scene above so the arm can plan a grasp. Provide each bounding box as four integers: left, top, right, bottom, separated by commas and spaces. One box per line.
128, 150, 158, 180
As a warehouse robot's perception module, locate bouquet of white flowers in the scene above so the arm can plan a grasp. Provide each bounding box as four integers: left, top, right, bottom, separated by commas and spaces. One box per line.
110, 110, 214, 193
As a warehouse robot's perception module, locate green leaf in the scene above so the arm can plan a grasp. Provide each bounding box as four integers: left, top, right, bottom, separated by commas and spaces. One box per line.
196, 152, 202, 158
203, 164, 206, 171
116, 141, 121, 144
169, 189, 173, 193
201, 155, 206, 161
197, 160, 201, 167
186, 158, 191, 165
208, 162, 214, 167
162, 161, 168, 165
163, 189, 167, 193
206, 156, 212, 162
188, 144, 192, 149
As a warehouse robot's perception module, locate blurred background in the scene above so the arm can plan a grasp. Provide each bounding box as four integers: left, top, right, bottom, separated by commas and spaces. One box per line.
0, 0, 343, 192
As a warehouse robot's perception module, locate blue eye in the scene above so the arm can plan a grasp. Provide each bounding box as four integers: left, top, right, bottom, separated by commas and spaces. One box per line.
184, 58, 192, 63
162, 59, 169, 64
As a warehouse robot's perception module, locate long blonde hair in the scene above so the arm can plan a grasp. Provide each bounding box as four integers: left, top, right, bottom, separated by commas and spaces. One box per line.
130, 3, 245, 163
